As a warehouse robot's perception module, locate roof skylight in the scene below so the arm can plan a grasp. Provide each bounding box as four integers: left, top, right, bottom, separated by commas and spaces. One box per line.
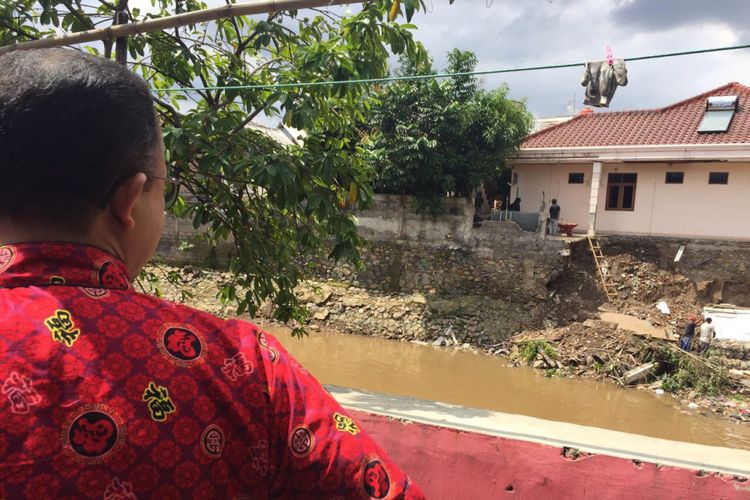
698, 95, 738, 133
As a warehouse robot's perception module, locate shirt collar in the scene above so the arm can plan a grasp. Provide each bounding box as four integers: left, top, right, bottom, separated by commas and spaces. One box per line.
0, 242, 132, 290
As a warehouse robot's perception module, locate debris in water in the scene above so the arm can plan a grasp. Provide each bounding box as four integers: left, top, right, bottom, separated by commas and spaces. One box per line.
432, 336, 449, 347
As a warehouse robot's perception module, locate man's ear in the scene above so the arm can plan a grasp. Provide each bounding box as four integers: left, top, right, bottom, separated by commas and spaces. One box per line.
109, 173, 147, 230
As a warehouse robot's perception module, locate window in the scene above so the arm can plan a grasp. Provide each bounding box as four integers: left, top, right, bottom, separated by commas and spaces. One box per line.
568, 172, 585, 184
605, 173, 637, 211
708, 172, 729, 184
698, 96, 738, 133
665, 172, 684, 184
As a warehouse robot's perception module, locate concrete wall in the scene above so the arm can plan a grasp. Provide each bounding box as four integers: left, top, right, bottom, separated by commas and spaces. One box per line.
512, 163, 593, 233
158, 193, 563, 269
354, 194, 475, 246
314, 195, 568, 302
514, 161, 750, 240
356, 411, 750, 499
157, 215, 233, 266
331, 387, 750, 499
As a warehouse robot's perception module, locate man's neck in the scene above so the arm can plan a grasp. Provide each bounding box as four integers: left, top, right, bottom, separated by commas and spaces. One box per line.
0, 222, 121, 261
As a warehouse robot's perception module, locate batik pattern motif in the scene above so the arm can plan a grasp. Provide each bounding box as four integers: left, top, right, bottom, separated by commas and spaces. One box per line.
0, 242, 423, 499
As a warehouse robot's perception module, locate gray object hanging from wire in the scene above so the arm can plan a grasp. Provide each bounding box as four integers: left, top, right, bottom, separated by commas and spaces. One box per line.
581, 46, 628, 108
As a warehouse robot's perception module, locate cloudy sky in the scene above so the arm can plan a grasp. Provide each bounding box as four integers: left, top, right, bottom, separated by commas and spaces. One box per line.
127, 0, 750, 119
399, 0, 750, 117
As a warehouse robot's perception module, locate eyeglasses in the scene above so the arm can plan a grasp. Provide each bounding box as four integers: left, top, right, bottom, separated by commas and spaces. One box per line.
99, 171, 180, 210
147, 173, 180, 210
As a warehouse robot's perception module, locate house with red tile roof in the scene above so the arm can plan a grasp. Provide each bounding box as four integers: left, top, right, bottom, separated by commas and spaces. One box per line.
509, 82, 750, 240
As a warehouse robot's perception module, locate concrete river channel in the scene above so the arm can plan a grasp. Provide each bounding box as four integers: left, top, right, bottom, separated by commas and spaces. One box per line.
266, 326, 750, 452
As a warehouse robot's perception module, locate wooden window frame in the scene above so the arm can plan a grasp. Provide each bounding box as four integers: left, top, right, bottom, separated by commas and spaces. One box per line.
605, 173, 637, 211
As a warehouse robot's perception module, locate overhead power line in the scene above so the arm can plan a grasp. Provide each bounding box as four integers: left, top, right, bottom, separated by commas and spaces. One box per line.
152, 42, 750, 93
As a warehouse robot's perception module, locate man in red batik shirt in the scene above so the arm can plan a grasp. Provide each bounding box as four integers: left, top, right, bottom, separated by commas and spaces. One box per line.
0, 48, 424, 499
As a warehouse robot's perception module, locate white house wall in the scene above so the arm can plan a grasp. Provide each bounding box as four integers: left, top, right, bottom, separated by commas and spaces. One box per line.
514, 161, 750, 240
596, 162, 750, 240
512, 163, 593, 232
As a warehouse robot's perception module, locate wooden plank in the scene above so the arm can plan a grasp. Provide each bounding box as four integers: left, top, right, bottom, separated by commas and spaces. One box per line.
622, 362, 657, 385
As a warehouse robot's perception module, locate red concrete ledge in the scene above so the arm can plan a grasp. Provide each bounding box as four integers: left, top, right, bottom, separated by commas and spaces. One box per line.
326, 386, 750, 499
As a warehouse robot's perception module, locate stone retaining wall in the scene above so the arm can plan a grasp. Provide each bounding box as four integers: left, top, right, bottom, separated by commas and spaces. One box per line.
299, 196, 572, 342
157, 194, 575, 341
709, 340, 750, 370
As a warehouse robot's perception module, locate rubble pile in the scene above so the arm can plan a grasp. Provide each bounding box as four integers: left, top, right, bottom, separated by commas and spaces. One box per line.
511, 320, 750, 422
605, 254, 701, 329
511, 320, 651, 381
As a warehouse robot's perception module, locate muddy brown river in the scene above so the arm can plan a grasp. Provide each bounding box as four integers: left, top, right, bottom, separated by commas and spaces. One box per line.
265, 326, 750, 452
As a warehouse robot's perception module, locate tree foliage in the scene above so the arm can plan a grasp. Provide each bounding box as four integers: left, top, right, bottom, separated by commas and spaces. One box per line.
0, 0, 434, 334
367, 48, 533, 213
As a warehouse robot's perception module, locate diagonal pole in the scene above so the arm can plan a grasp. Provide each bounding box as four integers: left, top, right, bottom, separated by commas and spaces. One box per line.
0, 0, 365, 56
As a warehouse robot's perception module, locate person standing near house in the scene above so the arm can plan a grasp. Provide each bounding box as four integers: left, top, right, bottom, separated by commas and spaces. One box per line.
680, 315, 698, 351
0, 48, 423, 499
698, 317, 716, 355
549, 199, 561, 235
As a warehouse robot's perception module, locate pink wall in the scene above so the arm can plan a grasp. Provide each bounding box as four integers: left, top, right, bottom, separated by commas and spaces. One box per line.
354, 411, 750, 499
596, 162, 750, 239
513, 163, 592, 232
514, 162, 750, 240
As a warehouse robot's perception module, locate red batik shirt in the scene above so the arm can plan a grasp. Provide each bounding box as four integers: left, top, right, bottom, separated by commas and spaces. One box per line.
0, 242, 424, 499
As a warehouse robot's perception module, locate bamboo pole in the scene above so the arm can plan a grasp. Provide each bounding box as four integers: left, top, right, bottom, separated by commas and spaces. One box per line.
0, 0, 365, 55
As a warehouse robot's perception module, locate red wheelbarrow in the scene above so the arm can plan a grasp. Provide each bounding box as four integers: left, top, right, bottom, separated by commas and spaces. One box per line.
557, 222, 578, 237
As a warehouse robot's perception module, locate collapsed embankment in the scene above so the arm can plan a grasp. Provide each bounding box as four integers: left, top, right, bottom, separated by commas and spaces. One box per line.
148, 228, 750, 424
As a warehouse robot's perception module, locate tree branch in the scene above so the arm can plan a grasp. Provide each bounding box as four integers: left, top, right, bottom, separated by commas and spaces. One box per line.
163, 29, 217, 108
0, 18, 39, 41
61, 0, 96, 31
152, 96, 183, 127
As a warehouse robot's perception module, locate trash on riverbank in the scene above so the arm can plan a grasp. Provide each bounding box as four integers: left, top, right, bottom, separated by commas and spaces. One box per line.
511, 320, 739, 396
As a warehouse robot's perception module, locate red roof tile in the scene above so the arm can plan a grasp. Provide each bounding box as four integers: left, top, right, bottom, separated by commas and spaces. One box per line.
522, 82, 750, 149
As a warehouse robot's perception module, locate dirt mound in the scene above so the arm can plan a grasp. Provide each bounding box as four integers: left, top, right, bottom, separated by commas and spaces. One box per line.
605, 254, 701, 329
512, 320, 649, 381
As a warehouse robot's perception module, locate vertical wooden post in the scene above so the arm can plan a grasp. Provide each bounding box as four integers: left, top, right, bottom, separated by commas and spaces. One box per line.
114, 0, 129, 65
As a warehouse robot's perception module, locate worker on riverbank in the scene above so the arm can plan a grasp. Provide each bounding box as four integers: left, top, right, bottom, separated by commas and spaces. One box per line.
0, 49, 423, 499
680, 315, 698, 351
549, 199, 561, 235
698, 317, 716, 355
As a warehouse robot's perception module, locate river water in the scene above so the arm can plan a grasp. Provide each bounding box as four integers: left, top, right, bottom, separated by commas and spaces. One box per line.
266, 326, 750, 452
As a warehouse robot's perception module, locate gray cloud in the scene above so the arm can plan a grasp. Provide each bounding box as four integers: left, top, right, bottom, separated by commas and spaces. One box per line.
611, 0, 750, 33
400, 0, 750, 117
189, 0, 750, 120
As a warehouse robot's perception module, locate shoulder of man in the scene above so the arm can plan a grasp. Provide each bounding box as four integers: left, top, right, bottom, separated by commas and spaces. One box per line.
128, 289, 269, 359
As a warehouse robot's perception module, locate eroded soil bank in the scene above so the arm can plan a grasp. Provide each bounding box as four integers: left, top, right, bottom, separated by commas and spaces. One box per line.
144, 247, 750, 427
